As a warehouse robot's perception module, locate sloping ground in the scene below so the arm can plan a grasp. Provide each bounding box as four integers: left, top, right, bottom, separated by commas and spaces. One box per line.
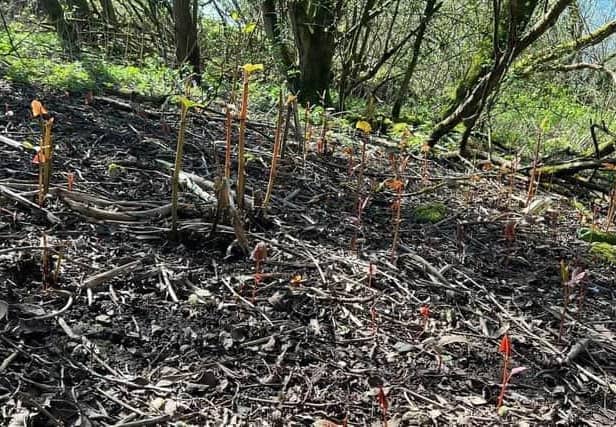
1, 80, 615, 426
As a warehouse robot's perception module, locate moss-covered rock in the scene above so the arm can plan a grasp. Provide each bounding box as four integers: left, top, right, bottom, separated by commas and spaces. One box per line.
412, 202, 447, 224
577, 227, 616, 245
589, 242, 616, 265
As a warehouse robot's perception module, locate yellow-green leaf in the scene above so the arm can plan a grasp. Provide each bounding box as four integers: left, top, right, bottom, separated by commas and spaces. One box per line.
540, 116, 551, 132
356, 120, 372, 134
177, 96, 202, 110
243, 22, 257, 34
22, 140, 34, 150
242, 63, 264, 74
230, 10, 241, 21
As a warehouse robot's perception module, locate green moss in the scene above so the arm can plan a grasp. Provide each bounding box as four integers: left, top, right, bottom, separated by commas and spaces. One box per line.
589, 242, 616, 265
578, 227, 616, 245
412, 202, 447, 223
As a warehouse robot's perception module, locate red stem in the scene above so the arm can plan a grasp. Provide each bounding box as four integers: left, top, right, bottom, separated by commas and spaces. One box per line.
496, 355, 509, 407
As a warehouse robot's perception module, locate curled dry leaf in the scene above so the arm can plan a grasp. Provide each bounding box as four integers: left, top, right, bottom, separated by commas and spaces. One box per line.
31, 100, 48, 118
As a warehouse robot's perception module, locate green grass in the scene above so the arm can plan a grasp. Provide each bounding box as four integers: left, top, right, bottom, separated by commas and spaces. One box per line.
0, 27, 179, 94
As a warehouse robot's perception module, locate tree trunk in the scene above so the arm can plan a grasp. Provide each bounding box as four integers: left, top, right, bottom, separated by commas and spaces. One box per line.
262, 0, 298, 90
288, 0, 337, 105
172, 0, 201, 82
392, 0, 440, 121
38, 0, 79, 52
99, 0, 117, 25
66, 0, 90, 19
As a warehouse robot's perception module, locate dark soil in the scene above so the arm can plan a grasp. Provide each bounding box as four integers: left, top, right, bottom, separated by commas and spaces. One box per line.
1, 80, 615, 426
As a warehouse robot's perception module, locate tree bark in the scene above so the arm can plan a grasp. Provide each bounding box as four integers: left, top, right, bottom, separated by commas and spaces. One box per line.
66, 0, 90, 19
38, 0, 79, 52
288, 0, 338, 105
172, 0, 201, 82
99, 0, 117, 25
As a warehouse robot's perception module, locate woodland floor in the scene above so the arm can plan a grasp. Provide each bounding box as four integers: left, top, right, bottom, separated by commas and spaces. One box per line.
0, 80, 615, 427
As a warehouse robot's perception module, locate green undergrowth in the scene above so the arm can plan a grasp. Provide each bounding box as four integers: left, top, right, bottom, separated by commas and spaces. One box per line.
0, 27, 179, 94
492, 77, 615, 157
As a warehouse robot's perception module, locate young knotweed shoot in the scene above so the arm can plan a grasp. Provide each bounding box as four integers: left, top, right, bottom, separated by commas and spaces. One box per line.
557, 262, 588, 344
605, 184, 615, 232
505, 155, 519, 210
290, 274, 302, 286
376, 386, 389, 427
303, 102, 312, 164
41, 233, 51, 289
498, 367, 529, 411
419, 142, 431, 186
67, 172, 75, 192
370, 304, 378, 335
237, 63, 264, 210
351, 121, 372, 251
280, 94, 297, 158
496, 334, 511, 408
31, 100, 53, 206
224, 102, 237, 180
526, 118, 548, 207
52, 244, 64, 285
262, 91, 285, 209
388, 154, 408, 260
343, 146, 355, 176
316, 105, 332, 154
250, 241, 268, 302
350, 196, 370, 252
419, 305, 430, 331
366, 263, 377, 287
503, 221, 517, 242
170, 96, 202, 235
